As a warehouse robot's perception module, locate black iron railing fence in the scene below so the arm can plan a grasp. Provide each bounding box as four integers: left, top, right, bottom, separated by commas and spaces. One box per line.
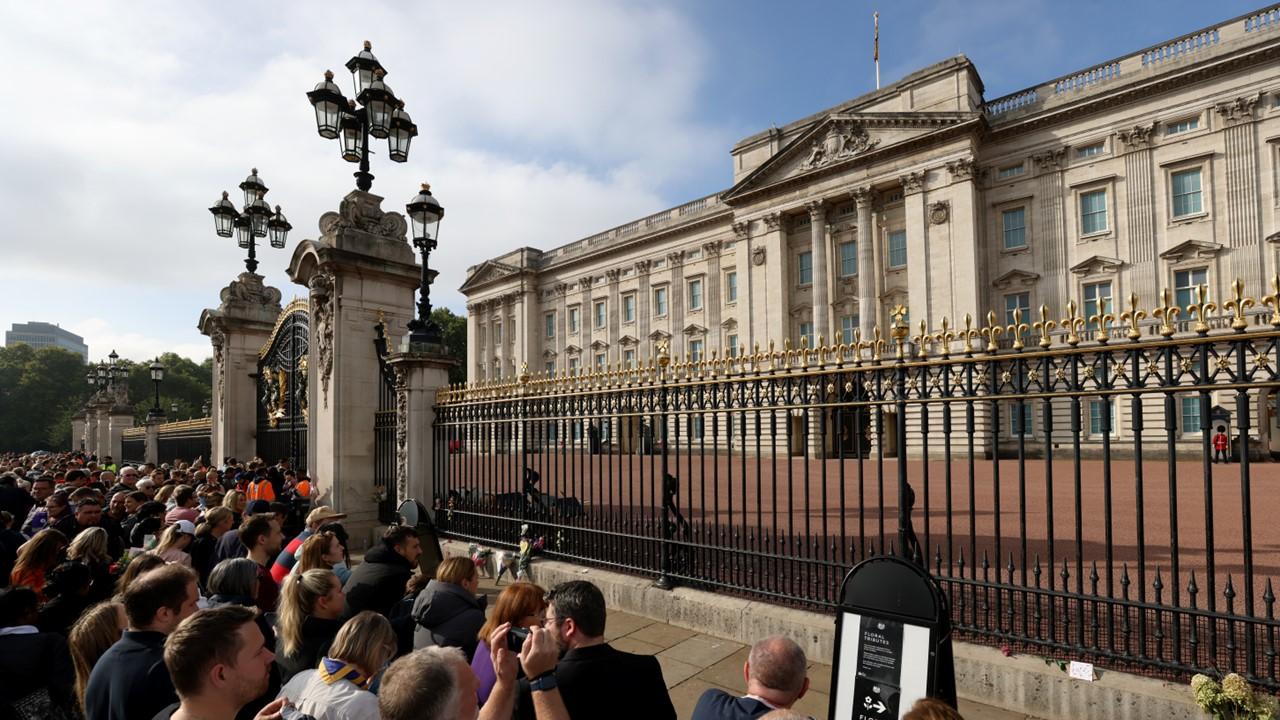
434, 283, 1280, 689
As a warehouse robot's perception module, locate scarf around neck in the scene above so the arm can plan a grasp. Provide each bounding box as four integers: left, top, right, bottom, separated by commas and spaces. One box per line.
318, 656, 372, 689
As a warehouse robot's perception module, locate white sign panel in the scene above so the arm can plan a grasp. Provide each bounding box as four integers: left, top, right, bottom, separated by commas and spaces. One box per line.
831, 612, 932, 720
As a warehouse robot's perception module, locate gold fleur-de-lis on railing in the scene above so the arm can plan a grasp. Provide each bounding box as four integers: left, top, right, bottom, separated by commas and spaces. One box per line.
1032, 305, 1057, 349
890, 305, 910, 359
1088, 295, 1115, 344
913, 320, 931, 359
1187, 284, 1216, 335
981, 310, 1004, 352
1152, 288, 1180, 337
1223, 278, 1255, 331
851, 330, 865, 362
933, 317, 956, 358
1119, 292, 1146, 341
870, 326, 886, 361
1061, 300, 1085, 346
1262, 274, 1280, 327
962, 313, 979, 354
1006, 307, 1030, 350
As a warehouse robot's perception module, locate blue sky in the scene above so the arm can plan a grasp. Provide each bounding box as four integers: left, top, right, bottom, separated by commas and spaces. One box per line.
0, 0, 1265, 363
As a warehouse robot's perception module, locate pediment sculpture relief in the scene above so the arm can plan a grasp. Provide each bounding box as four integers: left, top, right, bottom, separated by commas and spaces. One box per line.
801, 122, 881, 170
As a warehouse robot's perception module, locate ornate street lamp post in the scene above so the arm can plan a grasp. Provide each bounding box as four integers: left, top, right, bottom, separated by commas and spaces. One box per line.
405, 183, 445, 347
208, 169, 292, 273
148, 360, 165, 422
307, 41, 417, 192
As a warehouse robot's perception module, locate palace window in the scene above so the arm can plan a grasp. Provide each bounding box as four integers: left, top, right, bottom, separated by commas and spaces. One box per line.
594, 300, 606, 329
623, 294, 636, 323
726, 334, 738, 358
798, 322, 814, 349
545, 360, 555, 373
841, 315, 858, 344
1175, 268, 1208, 314
545, 312, 555, 339
595, 353, 606, 370
688, 278, 703, 310
1002, 207, 1027, 249
797, 252, 813, 286
840, 241, 858, 277
1089, 399, 1118, 437
568, 307, 580, 333
1004, 292, 1031, 325
624, 349, 636, 368
888, 230, 907, 268
568, 357, 579, 375
1080, 190, 1108, 235
1171, 168, 1203, 218
997, 164, 1025, 179
1083, 281, 1113, 329
1181, 395, 1202, 435
1166, 117, 1199, 135
726, 271, 738, 303
654, 287, 668, 316
689, 339, 704, 363
494, 323, 502, 345
1076, 142, 1105, 159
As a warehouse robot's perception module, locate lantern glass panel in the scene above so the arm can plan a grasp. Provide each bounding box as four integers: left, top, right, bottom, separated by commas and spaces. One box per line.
236, 218, 252, 249
341, 115, 364, 163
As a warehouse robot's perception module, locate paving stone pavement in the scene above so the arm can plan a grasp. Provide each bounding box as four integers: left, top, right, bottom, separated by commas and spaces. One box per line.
474, 577, 1043, 720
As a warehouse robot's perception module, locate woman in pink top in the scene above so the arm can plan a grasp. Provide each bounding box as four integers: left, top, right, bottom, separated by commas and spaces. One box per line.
155, 519, 196, 566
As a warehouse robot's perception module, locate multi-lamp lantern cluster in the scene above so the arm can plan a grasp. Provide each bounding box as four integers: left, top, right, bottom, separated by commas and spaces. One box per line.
207, 168, 292, 274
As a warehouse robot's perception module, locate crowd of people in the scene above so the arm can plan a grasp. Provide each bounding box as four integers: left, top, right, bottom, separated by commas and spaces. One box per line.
0, 450, 964, 720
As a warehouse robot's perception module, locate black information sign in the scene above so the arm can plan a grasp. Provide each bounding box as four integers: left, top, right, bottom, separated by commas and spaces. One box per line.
852, 617, 903, 718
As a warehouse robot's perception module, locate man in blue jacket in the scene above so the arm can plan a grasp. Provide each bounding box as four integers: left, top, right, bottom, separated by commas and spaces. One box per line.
691, 635, 811, 720
84, 564, 200, 720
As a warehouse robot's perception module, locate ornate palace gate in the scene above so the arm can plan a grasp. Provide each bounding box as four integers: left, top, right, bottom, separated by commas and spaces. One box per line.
373, 319, 398, 523
257, 301, 309, 470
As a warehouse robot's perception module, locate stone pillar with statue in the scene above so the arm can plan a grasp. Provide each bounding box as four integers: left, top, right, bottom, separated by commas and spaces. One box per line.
287, 189, 422, 547
199, 272, 283, 465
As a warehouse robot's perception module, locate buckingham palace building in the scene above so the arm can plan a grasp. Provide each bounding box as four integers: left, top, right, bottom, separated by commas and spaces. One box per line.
460, 7, 1280, 450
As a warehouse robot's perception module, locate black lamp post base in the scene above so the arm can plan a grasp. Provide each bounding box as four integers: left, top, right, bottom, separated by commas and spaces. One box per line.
147, 410, 166, 424
405, 317, 443, 351
355, 170, 374, 193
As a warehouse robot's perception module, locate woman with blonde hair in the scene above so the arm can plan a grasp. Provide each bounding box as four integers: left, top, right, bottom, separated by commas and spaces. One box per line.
67, 526, 114, 602
471, 581, 547, 705
278, 611, 397, 720
275, 568, 346, 682
154, 483, 176, 506
293, 530, 344, 575
153, 519, 195, 567
222, 490, 247, 525
68, 600, 126, 714
113, 552, 165, 595
10, 528, 68, 600
411, 555, 486, 659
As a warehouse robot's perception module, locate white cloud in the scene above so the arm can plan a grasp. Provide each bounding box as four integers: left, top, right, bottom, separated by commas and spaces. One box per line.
69, 319, 212, 364
0, 0, 726, 360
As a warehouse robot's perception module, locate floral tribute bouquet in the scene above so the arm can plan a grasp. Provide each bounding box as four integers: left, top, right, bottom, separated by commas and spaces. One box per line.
1191, 673, 1277, 719
469, 542, 495, 578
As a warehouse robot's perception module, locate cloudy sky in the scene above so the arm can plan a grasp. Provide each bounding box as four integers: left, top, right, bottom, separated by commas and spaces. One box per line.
0, 0, 1262, 363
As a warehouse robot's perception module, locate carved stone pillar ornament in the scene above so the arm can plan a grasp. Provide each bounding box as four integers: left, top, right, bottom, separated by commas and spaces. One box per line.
393, 364, 410, 506
944, 158, 977, 183
732, 221, 750, 240
702, 239, 724, 256
899, 172, 925, 194
1215, 93, 1265, 126
308, 271, 337, 407
210, 327, 227, 411
763, 212, 782, 232
1117, 123, 1157, 152
1032, 148, 1067, 172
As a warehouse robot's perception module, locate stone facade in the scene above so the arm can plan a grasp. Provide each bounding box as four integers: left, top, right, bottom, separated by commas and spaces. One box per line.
461, 9, 1280, 452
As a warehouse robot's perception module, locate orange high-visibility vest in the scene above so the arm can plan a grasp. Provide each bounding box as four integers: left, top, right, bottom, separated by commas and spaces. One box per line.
246, 479, 276, 502
295, 480, 312, 498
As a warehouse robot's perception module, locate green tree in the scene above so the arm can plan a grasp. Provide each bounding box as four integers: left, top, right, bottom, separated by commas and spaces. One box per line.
431, 307, 468, 384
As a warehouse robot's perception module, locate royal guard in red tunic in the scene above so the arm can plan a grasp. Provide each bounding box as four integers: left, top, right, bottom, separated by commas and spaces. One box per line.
1212, 425, 1230, 464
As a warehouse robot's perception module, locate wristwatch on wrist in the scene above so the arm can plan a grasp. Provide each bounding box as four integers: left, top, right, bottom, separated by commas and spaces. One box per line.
529, 671, 558, 692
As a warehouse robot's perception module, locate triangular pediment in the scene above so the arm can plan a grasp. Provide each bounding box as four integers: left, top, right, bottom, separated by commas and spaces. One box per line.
682, 323, 708, 336
1070, 255, 1124, 276
563, 344, 582, 355
720, 318, 738, 330
648, 330, 671, 342
1160, 239, 1223, 262
722, 112, 978, 202
618, 335, 639, 347
992, 269, 1041, 290
590, 339, 610, 351
459, 260, 521, 293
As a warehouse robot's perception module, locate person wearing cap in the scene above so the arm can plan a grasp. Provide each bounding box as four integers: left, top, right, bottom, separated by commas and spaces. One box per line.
156, 520, 197, 567
270, 506, 347, 584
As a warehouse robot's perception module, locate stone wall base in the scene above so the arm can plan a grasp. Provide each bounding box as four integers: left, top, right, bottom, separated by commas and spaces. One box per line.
441, 539, 1203, 720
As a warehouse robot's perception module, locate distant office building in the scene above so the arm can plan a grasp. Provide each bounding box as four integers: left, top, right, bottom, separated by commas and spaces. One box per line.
5, 322, 89, 360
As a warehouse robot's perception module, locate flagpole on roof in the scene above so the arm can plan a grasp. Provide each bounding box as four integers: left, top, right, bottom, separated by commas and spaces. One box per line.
874, 11, 881, 90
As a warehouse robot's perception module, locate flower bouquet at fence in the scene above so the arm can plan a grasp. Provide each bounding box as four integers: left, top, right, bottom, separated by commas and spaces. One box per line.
1191, 673, 1277, 719
469, 542, 495, 578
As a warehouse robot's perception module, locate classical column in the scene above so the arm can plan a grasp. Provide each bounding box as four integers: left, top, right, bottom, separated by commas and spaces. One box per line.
732, 222, 754, 351
806, 201, 830, 345
1217, 94, 1266, 293
465, 302, 480, 382
1034, 148, 1068, 313
578, 274, 594, 364
899, 172, 932, 328
853, 187, 877, 339
199, 272, 283, 465
287, 189, 422, 546
606, 268, 622, 365
71, 412, 86, 453
554, 284, 568, 372
945, 160, 985, 333
758, 213, 788, 346
387, 352, 455, 523
1116, 125, 1159, 304
703, 240, 724, 353
635, 261, 652, 358
667, 251, 686, 359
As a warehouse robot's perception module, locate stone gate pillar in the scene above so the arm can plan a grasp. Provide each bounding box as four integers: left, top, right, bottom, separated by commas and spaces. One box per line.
387, 352, 455, 511
287, 190, 422, 546
145, 417, 162, 465
71, 412, 86, 452
95, 406, 111, 459
199, 273, 283, 465
107, 407, 134, 463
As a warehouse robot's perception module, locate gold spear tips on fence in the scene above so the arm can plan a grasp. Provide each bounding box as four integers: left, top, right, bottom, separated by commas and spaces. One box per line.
1033, 305, 1056, 349
872, 326, 884, 361
1061, 300, 1085, 346
913, 320, 931, 358
962, 313, 977, 354
1188, 284, 1216, 334
1120, 293, 1146, 341
981, 310, 1004, 352
1153, 288, 1180, 337
1007, 307, 1030, 351
1264, 275, 1280, 327
1224, 278, 1255, 331
933, 316, 956, 358
1089, 295, 1115, 344
852, 329, 865, 361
